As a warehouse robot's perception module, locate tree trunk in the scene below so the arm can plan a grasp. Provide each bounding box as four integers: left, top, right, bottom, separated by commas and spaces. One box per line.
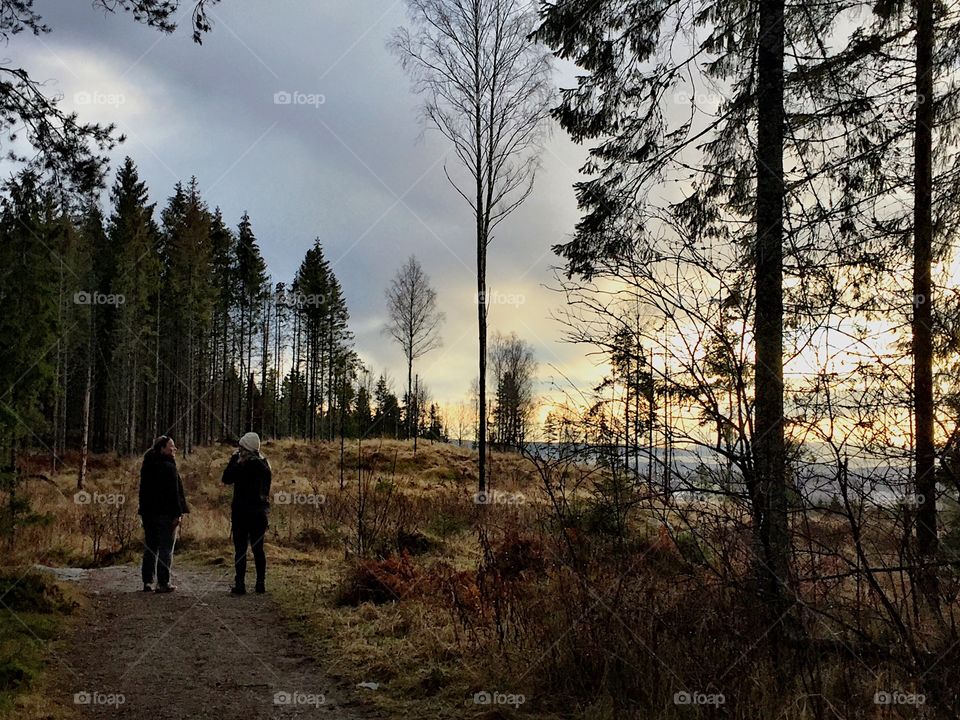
274, 301, 281, 438
154, 289, 161, 437
407, 352, 413, 442
913, 0, 938, 595
246, 307, 255, 432
754, 0, 791, 629
52, 262, 64, 472
128, 352, 137, 455
220, 309, 229, 440
78, 358, 92, 490
261, 297, 269, 436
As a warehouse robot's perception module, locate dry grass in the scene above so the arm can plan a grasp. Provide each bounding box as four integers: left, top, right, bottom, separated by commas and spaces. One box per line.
7, 439, 949, 719
8, 438, 552, 719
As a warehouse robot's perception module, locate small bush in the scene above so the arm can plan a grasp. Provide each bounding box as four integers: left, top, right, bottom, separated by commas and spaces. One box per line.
0, 571, 75, 614
293, 525, 339, 550
426, 511, 469, 539
0, 570, 76, 711
0, 658, 33, 692
395, 529, 435, 556
672, 528, 710, 567
336, 553, 418, 606
481, 531, 544, 581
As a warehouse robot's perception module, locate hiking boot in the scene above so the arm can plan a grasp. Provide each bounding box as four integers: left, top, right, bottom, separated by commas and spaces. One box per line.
142, 583, 153, 592
154, 585, 176, 594
255, 582, 265, 594
229, 585, 246, 595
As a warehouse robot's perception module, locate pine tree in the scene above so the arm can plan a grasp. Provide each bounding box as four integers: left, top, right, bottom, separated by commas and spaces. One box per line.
107, 157, 160, 454
208, 207, 237, 440
155, 177, 219, 450
530, 0, 858, 634
0, 171, 59, 544
234, 211, 269, 433
427, 403, 444, 442
292, 240, 353, 440
355, 385, 373, 438
373, 374, 401, 438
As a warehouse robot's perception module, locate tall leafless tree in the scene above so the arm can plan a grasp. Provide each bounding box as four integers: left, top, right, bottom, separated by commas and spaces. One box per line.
384, 255, 445, 439
391, 0, 553, 492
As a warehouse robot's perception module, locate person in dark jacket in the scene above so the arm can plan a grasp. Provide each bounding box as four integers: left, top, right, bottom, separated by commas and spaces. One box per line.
138, 435, 189, 593
222, 432, 272, 594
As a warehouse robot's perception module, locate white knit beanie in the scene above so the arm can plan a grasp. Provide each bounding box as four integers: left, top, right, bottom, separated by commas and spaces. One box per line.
239, 432, 261, 454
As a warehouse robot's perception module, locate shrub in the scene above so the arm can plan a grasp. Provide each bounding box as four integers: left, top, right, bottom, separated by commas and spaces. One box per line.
293, 525, 339, 550
336, 552, 418, 606
395, 529, 435, 556
0, 571, 75, 614
426, 511, 469, 539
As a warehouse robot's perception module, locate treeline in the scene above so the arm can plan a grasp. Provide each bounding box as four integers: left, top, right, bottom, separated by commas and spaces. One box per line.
0, 157, 452, 473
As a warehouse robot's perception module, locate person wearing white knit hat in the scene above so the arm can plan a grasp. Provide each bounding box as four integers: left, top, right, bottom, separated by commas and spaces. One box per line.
222, 432, 272, 594
238, 431, 261, 455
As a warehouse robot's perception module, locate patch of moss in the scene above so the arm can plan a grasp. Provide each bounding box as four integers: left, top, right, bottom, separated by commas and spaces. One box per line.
0, 569, 78, 717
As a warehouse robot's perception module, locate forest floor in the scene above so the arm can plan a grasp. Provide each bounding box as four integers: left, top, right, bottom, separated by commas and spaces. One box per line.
38, 564, 374, 719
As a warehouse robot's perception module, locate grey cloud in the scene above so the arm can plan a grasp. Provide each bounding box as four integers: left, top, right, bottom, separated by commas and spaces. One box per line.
14, 0, 598, 408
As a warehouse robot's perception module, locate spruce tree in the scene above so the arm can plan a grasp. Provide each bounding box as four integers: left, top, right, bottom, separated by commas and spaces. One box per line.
234, 211, 269, 432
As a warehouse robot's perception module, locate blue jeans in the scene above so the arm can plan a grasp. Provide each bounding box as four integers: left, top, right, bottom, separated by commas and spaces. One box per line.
141, 514, 178, 587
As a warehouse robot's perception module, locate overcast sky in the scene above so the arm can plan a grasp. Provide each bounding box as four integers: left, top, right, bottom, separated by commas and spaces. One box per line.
12, 0, 607, 414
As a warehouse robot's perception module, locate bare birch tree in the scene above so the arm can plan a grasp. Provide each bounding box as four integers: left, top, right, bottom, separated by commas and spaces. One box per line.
391, 0, 553, 492
384, 255, 445, 439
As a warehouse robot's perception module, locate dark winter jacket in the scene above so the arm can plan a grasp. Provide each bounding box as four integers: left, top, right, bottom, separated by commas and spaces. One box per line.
138, 450, 189, 517
222, 452, 272, 515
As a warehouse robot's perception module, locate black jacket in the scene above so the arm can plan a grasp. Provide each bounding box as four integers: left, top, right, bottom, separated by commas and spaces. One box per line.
138, 451, 189, 517
222, 452, 272, 515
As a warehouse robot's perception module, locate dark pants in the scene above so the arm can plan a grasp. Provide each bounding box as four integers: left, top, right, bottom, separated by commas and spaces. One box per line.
232, 511, 267, 589
141, 514, 177, 587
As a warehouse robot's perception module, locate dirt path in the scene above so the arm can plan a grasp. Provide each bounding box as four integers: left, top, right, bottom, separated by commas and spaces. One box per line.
47, 565, 371, 719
